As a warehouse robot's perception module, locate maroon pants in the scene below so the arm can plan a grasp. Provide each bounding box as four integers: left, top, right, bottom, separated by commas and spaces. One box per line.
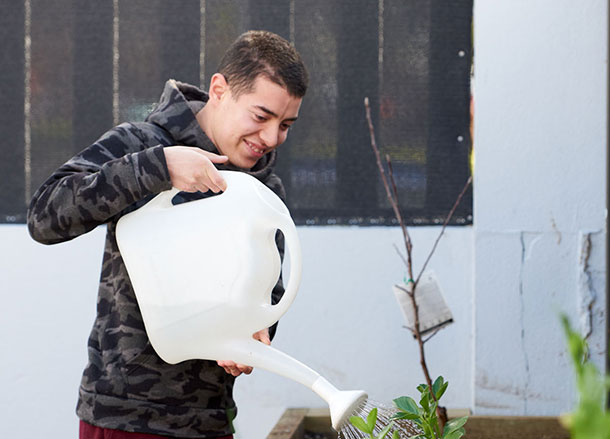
79, 421, 233, 439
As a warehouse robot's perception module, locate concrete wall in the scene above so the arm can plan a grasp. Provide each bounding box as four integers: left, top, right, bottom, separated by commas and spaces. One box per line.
0, 225, 473, 439
232, 226, 474, 437
1, 1, 607, 438
473, 0, 607, 415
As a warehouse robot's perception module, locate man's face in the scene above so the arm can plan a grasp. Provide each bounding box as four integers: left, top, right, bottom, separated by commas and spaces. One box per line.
206, 75, 302, 170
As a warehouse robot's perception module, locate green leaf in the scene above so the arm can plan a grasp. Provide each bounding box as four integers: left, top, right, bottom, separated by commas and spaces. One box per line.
559, 313, 610, 439
392, 430, 401, 439
443, 416, 468, 435
432, 377, 444, 395
367, 408, 378, 432
377, 421, 395, 439
443, 427, 466, 439
391, 412, 420, 421
393, 396, 420, 415
429, 401, 438, 418
433, 377, 449, 401
423, 422, 435, 438
561, 314, 587, 374
430, 413, 440, 437
438, 382, 449, 400
349, 415, 371, 434
417, 384, 429, 394
420, 389, 430, 411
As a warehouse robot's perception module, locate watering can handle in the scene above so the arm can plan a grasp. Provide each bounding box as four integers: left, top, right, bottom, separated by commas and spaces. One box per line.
143, 187, 182, 210
267, 218, 302, 323
144, 171, 233, 210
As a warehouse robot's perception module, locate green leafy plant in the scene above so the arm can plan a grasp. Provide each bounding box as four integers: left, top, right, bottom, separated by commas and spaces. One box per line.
349, 377, 467, 439
349, 408, 400, 439
392, 377, 467, 439
560, 314, 610, 439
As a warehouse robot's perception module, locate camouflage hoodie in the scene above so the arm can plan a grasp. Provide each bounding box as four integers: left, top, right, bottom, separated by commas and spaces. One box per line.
27, 80, 286, 438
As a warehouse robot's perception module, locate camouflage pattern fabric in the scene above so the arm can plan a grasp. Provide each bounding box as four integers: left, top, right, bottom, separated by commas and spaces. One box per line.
27, 80, 286, 438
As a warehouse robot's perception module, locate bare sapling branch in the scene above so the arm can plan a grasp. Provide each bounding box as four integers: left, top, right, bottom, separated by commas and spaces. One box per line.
392, 243, 408, 268
363, 97, 442, 430
364, 97, 472, 433
415, 175, 473, 286
363, 97, 414, 282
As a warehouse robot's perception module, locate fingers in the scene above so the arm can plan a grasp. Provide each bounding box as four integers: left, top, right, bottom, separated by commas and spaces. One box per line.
201, 159, 228, 192
191, 149, 228, 191
253, 328, 271, 345
198, 149, 229, 164
164, 146, 228, 193
216, 330, 271, 377
217, 360, 253, 377
193, 150, 227, 192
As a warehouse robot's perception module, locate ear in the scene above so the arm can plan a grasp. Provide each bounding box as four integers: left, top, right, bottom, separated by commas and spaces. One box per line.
208, 73, 229, 102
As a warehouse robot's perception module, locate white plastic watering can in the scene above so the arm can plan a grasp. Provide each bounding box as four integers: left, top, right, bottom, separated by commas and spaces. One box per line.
116, 170, 366, 430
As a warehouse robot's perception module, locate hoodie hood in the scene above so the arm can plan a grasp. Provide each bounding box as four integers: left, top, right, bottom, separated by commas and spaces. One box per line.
146, 80, 282, 189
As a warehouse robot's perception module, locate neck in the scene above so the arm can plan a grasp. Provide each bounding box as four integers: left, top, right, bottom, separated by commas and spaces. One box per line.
195, 105, 215, 147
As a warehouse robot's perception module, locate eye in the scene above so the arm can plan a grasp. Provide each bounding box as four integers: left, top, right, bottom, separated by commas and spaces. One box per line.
254, 114, 267, 122
280, 123, 292, 131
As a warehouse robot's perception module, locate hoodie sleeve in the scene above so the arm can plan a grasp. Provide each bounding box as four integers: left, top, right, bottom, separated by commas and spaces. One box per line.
27, 122, 172, 245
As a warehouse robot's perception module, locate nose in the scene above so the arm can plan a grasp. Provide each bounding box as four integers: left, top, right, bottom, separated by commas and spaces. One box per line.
259, 123, 280, 148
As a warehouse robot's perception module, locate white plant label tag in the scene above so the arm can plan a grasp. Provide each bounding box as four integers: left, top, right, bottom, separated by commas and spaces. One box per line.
393, 271, 453, 335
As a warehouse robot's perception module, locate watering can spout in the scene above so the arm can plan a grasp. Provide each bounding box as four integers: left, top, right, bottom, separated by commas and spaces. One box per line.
219, 339, 368, 432
312, 377, 368, 431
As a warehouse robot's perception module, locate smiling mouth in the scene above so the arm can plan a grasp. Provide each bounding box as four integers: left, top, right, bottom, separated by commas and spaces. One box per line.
244, 140, 266, 155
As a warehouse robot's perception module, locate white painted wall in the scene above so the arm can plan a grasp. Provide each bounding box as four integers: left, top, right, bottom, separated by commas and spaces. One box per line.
0, 225, 473, 439
0, 225, 103, 437
473, 0, 607, 415
1, 1, 607, 438
232, 226, 474, 438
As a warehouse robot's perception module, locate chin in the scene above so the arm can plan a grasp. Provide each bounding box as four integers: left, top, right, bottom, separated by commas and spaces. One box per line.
229, 159, 255, 170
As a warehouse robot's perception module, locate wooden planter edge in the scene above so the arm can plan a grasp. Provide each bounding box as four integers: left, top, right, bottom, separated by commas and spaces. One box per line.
266, 408, 570, 439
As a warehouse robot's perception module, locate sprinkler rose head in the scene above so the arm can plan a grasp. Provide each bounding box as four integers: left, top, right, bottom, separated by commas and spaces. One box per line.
312, 377, 368, 431
328, 389, 368, 431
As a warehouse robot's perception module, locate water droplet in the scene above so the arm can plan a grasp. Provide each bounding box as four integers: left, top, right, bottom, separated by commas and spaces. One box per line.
337, 399, 420, 438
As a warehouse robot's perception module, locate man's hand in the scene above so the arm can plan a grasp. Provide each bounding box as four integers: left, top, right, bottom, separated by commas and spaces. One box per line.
217, 328, 271, 377
164, 146, 228, 193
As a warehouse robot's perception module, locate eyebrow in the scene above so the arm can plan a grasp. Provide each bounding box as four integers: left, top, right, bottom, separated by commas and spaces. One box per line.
254, 105, 298, 122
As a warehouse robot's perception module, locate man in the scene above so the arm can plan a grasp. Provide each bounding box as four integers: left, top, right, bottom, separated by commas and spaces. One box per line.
27, 30, 308, 438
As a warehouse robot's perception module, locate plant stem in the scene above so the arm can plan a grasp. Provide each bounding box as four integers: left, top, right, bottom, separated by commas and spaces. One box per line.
409, 281, 443, 436
363, 98, 414, 283
384, 153, 445, 434
364, 97, 467, 435
415, 175, 473, 286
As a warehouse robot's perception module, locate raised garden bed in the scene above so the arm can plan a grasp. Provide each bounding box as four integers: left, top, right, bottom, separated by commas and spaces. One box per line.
266, 408, 570, 439
267, 408, 335, 439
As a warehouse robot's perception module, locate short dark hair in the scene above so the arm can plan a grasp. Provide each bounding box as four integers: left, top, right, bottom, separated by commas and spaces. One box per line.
217, 30, 308, 98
